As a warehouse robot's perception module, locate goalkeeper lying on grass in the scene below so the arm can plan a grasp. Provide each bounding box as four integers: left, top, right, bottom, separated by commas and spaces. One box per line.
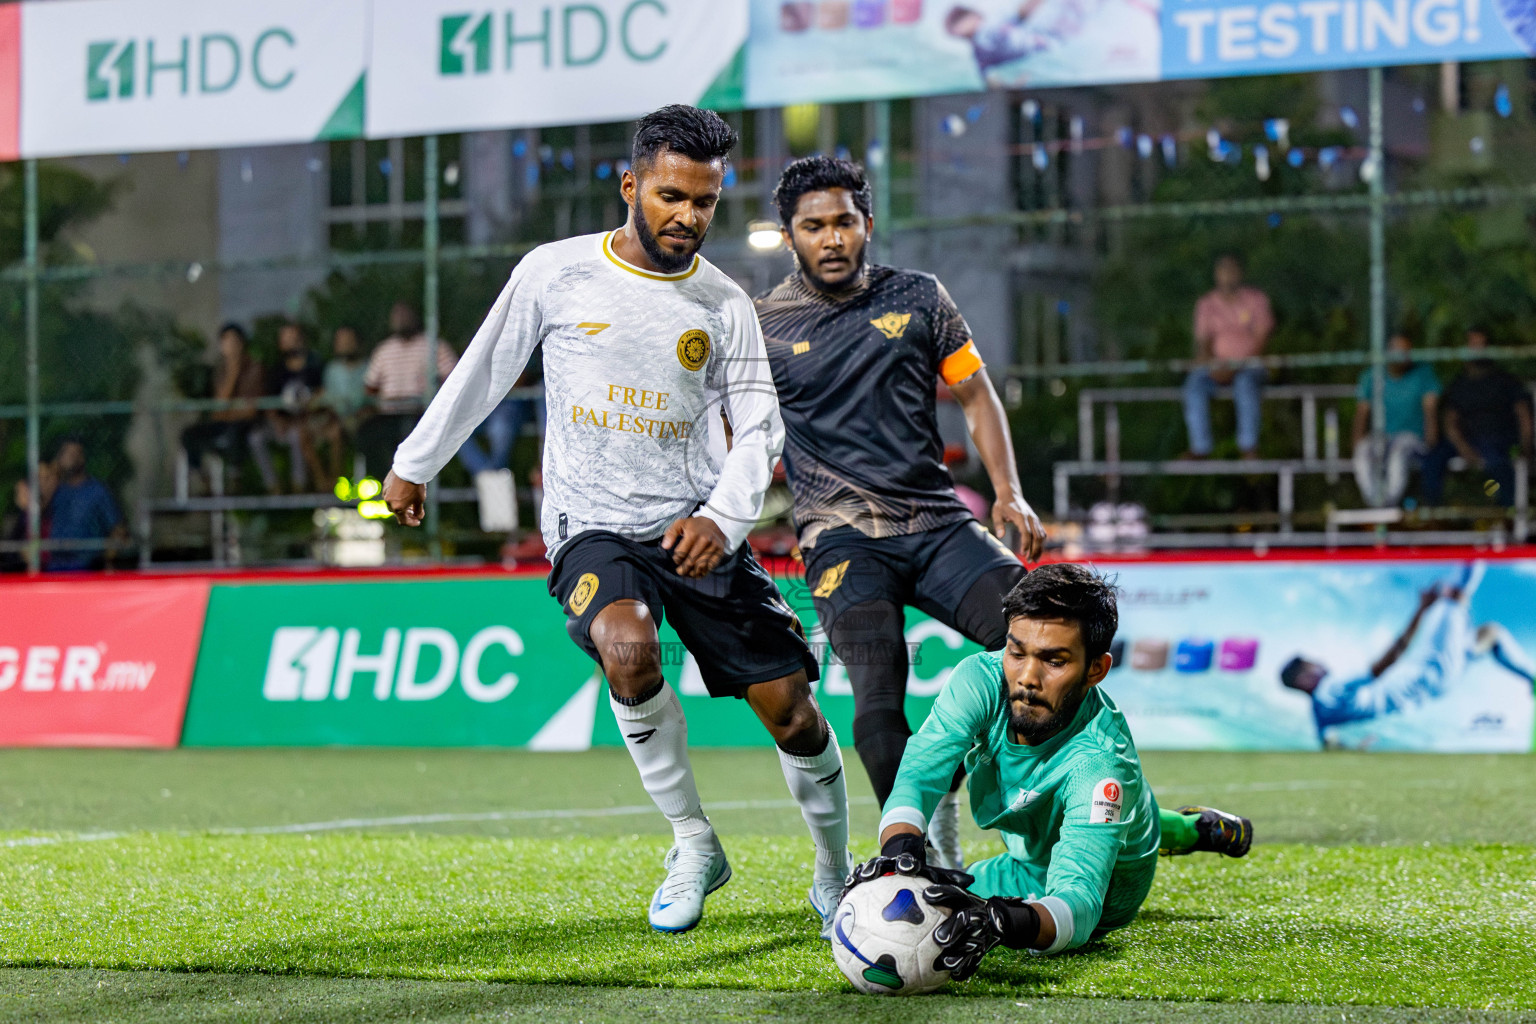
842, 563, 1251, 975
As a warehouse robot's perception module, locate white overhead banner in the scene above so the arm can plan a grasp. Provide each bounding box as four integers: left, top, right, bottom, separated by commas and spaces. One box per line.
8, 0, 1533, 159
19, 0, 367, 159
366, 0, 748, 138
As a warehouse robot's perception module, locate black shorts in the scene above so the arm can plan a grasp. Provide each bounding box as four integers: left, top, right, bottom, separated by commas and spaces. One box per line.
548, 530, 820, 698
801, 519, 1023, 639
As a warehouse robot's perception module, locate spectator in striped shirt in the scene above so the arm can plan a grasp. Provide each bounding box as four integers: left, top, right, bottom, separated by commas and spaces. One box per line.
357, 302, 458, 476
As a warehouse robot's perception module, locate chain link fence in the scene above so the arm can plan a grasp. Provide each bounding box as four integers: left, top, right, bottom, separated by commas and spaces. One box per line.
4, 64, 1536, 571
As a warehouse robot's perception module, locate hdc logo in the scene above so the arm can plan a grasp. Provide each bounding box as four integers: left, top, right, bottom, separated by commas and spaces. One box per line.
87, 29, 298, 102
263, 626, 524, 704
438, 2, 668, 77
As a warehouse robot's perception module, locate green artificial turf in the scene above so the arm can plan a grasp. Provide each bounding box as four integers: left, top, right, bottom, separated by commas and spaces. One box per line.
2, 832, 1533, 1007
5, 748, 1534, 844
3, 748, 1535, 1021
6, 969, 1535, 1024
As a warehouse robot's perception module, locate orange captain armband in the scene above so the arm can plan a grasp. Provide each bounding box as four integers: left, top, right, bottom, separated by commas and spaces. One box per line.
938, 340, 984, 385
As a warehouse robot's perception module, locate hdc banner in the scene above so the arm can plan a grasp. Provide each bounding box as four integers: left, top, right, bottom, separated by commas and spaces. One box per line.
17, 0, 367, 159
0, 579, 210, 747
365, 0, 749, 139
179, 573, 982, 748
183, 577, 597, 747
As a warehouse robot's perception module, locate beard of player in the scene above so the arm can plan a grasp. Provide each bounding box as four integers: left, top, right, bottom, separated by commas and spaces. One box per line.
631, 178, 707, 275
1003, 662, 1093, 745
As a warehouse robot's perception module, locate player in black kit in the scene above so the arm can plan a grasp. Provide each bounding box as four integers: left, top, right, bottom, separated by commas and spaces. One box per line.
756, 156, 1047, 869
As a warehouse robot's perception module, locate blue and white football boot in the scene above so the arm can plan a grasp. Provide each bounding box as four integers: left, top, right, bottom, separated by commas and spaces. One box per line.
648, 832, 731, 934
807, 852, 855, 940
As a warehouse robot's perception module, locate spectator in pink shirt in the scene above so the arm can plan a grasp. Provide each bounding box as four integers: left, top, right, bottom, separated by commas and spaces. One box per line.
1182, 254, 1274, 458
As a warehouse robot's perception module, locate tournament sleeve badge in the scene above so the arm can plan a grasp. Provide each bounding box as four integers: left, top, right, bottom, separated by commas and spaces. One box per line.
1089, 779, 1124, 824
677, 329, 711, 371
568, 573, 600, 615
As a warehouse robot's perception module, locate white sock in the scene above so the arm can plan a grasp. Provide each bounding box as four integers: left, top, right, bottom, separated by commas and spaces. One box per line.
777, 724, 850, 879
610, 684, 713, 846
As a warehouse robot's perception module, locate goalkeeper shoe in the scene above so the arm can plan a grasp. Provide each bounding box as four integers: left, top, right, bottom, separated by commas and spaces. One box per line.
648, 834, 732, 934
930, 789, 965, 872
808, 852, 855, 940
1176, 805, 1253, 858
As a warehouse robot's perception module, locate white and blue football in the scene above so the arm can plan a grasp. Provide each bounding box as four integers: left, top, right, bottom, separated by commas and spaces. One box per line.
830, 874, 953, 995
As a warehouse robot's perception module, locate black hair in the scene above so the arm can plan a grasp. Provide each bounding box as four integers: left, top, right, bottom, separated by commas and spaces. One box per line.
631, 105, 738, 173
945, 6, 984, 32
772, 155, 874, 228
218, 322, 249, 344
1280, 656, 1312, 690
49, 433, 85, 456
391, 302, 422, 336
1001, 563, 1119, 661
1214, 252, 1245, 270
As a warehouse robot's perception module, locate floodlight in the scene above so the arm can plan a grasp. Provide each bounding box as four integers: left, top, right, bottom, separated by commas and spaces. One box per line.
747, 220, 783, 252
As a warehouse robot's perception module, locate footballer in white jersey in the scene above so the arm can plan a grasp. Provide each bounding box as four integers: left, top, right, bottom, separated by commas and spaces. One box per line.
383, 106, 851, 939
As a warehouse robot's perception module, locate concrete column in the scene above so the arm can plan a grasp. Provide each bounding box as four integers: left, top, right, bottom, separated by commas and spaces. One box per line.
464, 130, 514, 246
904, 93, 1014, 375
217, 144, 329, 327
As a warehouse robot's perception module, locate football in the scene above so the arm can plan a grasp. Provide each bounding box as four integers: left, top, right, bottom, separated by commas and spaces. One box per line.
830, 875, 954, 996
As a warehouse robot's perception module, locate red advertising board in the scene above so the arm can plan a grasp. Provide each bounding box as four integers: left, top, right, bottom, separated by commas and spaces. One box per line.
0, 4, 17, 162
0, 579, 211, 746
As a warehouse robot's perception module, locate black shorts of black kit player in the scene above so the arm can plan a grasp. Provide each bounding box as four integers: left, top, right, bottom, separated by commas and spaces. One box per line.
802, 519, 1026, 807
548, 530, 820, 697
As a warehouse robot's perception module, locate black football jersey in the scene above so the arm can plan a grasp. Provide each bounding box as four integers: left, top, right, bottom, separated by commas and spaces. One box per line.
756, 265, 985, 548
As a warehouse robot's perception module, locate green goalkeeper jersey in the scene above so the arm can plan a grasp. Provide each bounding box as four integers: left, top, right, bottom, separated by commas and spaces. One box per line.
880, 650, 1161, 952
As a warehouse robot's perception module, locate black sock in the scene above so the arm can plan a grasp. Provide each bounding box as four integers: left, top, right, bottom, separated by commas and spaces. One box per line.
828, 598, 912, 808
852, 718, 910, 808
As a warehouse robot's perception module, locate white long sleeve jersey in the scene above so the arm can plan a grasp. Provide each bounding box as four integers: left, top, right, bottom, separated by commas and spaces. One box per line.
392, 231, 784, 561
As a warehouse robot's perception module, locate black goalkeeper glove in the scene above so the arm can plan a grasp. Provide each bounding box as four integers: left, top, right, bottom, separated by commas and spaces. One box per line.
840, 831, 975, 903
923, 884, 1041, 982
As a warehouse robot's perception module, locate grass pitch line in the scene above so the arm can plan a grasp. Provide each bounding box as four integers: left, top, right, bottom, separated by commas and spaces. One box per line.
210, 796, 882, 836
0, 797, 880, 850
1157, 776, 1462, 795
0, 831, 128, 849
0, 776, 1464, 851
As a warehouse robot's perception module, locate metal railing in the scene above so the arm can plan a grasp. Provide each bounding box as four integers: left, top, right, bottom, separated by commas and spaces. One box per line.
1072, 383, 1358, 465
